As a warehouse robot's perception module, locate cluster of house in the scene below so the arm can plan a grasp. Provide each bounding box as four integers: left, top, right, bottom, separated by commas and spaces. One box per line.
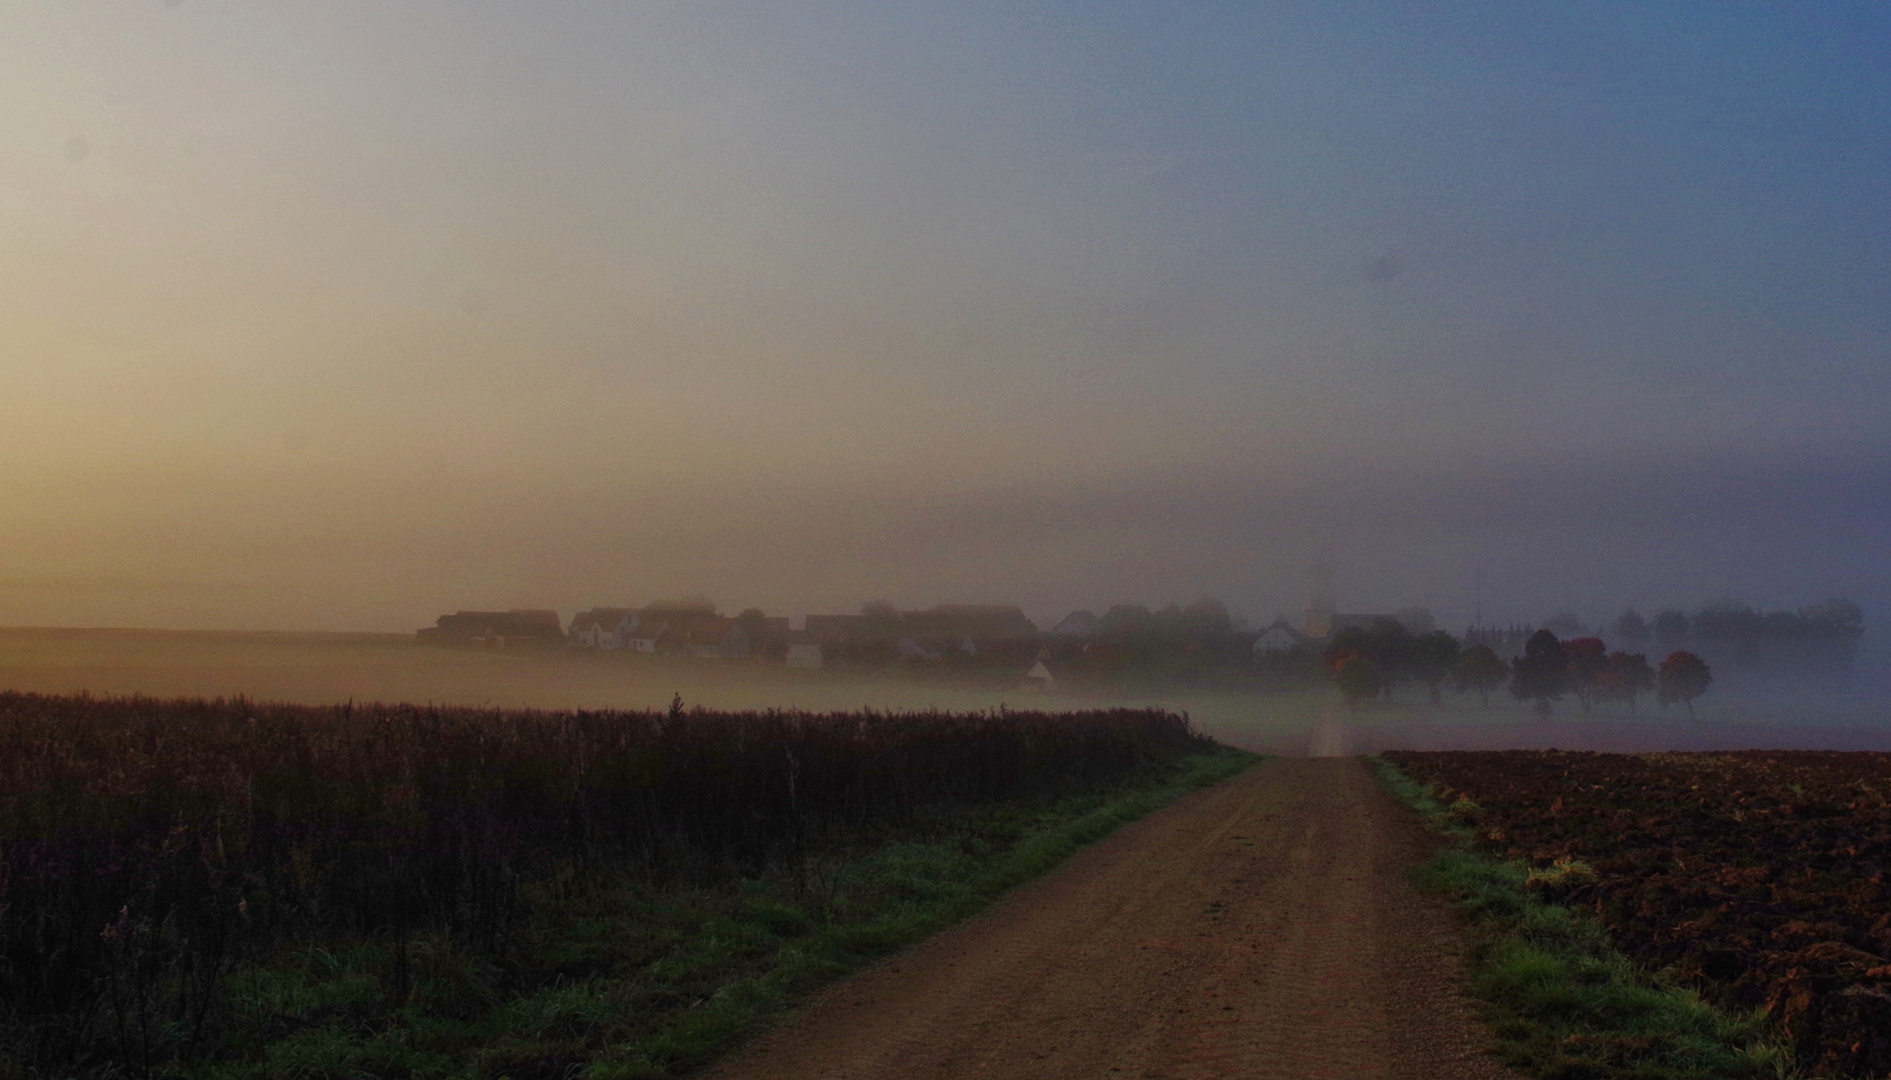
565, 603, 1045, 671
410, 565, 1612, 682
415, 609, 567, 650
415, 600, 1344, 676
566, 607, 790, 660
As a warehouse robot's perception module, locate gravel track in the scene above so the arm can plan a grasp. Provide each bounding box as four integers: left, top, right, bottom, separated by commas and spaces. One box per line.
706, 758, 1518, 1080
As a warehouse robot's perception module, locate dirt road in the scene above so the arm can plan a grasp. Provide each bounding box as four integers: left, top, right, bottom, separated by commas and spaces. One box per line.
707, 758, 1516, 1080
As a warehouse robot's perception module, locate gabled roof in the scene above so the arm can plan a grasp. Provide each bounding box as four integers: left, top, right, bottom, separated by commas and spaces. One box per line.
419, 609, 566, 642
674, 615, 735, 646
738, 616, 791, 636
626, 619, 670, 640
508, 610, 563, 632
1050, 610, 1099, 636
1253, 618, 1307, 649
570, 607, 635, 632
802, 606, 1039, 644
903, 605, 1038, 641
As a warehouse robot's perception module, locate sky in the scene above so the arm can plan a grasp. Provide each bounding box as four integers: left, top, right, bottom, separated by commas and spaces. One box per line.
2, 1, 1888, 637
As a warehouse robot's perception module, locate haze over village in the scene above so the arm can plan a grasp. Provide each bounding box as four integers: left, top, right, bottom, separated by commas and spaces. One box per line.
6, 6, 1891, 1080
421, 560, 1866, 703
1, 4, 1884, 676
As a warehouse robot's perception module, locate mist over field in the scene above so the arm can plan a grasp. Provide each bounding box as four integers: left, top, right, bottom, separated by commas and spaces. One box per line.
3, 4, 1887, 720
9, 15, 1891, 1073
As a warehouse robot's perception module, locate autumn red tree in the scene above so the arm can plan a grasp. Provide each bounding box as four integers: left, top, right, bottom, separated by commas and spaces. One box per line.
1598, 651, 1656, 716
1453, 644, 1508, 708
1509, 629, 1570, 717
1409, 630, 1463, 704
1326, 619, 1413, 700
1564, 636, 1609, 713
1329, 648, 1384, 704
1657, 650, 1713, 719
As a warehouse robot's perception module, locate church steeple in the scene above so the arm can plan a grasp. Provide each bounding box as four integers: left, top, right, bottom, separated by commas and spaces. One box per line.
1305, 562, 1336, 639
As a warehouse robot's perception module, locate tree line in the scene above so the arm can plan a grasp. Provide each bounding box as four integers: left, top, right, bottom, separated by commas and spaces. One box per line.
1582, 598, 1861, 679
1325, 620, 1714, 718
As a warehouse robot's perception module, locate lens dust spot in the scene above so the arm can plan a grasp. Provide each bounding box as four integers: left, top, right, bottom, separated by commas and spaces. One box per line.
1363, 254, 1401, 283
64, 136, 91, 163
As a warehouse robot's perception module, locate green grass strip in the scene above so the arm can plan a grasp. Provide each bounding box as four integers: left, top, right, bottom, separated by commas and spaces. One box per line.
1371, 757, 1797, 1080
594, 748, 1258, 1079
187, 750, 1258, 1080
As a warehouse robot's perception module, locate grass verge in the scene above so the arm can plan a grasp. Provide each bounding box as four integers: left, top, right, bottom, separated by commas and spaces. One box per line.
186, 749, 1257, 1080
1371, 756, 1796, 1080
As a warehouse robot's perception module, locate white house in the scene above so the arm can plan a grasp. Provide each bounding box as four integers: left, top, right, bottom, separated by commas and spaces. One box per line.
1252, 618, 1307, 656
569, 607, 636, 649
625, 618, 670, 653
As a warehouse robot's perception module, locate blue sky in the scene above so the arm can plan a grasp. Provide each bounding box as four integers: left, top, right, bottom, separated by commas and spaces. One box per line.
1, 1, 1886, 636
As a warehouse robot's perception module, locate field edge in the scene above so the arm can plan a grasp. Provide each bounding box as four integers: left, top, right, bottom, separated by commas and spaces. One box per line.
1369, 755, 1799, 1080
603, 748, 1262, 1078
180, 748, 1261, 1080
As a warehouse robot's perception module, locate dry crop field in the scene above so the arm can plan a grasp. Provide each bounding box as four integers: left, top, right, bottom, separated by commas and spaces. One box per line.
1385, 750, 1891, 1078
0, 690, 1210, 1078
0, 627, 1324, 752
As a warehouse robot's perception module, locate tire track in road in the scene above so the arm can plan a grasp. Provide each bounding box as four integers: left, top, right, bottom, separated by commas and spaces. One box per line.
705, 759, 1518, 1080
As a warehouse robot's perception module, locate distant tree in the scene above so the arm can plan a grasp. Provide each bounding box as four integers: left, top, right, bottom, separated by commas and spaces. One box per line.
1097, 604, 1155, 638
1614, 608, 1651, 652
1453, 644, 1508, 708
1543, 612, 1589, 638
1658, 651, 1713, 719
1795, 598, 1866, 678
1510, 629, 1570, 717
1409, 630, 1462, 704
1599, 651, 1656, 716
1693, 599, 1761, 644
1564, 637, 1609, 713
860, 599, 899, 620
1653, 610, 1690, 650
1798, 597, 1864, 638
1178, 596, 1234, 638
1330, 649, 1384, 704
1328, 618, 1415, 700
1394, 606, 1437, 634
1732, 638, 1763, 671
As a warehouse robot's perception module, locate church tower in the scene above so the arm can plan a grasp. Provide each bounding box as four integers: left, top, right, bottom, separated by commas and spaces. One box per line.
1304, 562, 1336, 640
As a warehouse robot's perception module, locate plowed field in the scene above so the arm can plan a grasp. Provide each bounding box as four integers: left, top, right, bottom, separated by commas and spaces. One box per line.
1384, 751, 1891, 1078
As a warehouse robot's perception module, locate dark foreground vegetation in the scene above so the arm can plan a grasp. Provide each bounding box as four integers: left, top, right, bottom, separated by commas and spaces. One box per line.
1374, 757, 1793, 1080
0, 690, 1225, 1079
1388, 750, 1891, 1079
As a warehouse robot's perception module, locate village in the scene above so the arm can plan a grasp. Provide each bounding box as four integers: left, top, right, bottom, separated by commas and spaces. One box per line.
410, 567, 1489, 689
413, 569, 1861, 695
416, 601, 1305, 687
